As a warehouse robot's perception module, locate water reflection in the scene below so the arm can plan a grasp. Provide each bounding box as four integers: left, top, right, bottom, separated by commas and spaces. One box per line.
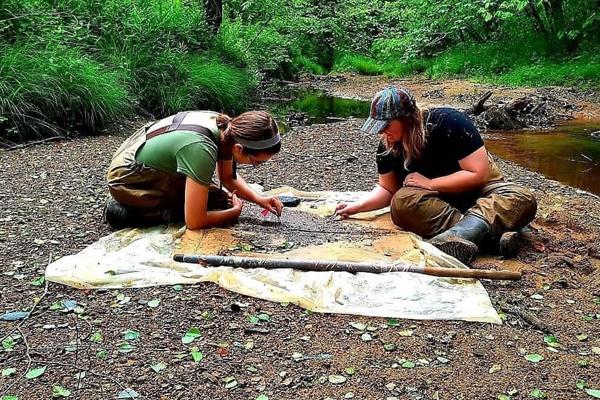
485, 123, 600, 195
269, 89, 370, 132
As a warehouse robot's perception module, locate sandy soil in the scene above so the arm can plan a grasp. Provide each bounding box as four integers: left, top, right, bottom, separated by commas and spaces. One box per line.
1, 78, 599, 399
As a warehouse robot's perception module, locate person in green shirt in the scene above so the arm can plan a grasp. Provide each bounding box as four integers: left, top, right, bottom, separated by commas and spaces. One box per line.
104, 110, 283, 230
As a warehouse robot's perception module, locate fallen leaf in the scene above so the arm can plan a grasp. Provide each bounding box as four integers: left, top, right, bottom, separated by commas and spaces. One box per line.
118, 343, 135, 353
257, 313, 270, 322
1, 396, 19, 400
223, 376, 238, 389
256, 395, 269, 400
398, 329, 414, 337
61, 300, 78, 312
150, 362, 167, 373
489, 364, 502, 373
586, 389, 600, 399
576, 334, 588, 341
543, 335, 560, 348
147, 298, 160, 308
345, 367, 355, 375
1, 368, 16, 377
401, 360, 415, 369
383, 343, 396, 351
117, 388, 139, 399
2, 337, 16, 351
529, 388, 546, 398
89, 331, 103, 343
182, 327, 201, 344
349, 322, 366, 331
25, 365, 47, 379
122, 330, 140, 341
31, 276, 45, 286
190, 347, 203, 362
328, 375, 346, 384
525, 354, 544, 363
52, 385, 71, 398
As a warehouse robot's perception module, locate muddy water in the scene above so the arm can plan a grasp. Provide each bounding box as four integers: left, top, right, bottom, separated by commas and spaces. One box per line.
272, 88, 600, 195
484, 122, 600, 195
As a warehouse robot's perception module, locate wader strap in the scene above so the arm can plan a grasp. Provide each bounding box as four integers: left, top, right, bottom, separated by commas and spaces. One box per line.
144, 112, 223, 190
145, 112, 218, 148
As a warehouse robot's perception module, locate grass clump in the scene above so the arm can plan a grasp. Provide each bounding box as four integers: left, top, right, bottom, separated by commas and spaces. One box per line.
0, 44, 130, 140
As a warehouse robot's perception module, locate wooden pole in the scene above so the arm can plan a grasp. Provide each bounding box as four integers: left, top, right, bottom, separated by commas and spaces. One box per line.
173, 254, 521, 281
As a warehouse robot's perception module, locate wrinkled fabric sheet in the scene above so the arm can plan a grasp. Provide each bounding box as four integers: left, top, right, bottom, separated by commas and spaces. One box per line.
46, 188, 501, 324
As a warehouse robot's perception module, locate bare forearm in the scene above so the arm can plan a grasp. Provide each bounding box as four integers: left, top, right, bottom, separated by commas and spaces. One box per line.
223, 175, 261, 203
187, 208, 240, 229
431, 171, 487, 193
356, 185, 394, 212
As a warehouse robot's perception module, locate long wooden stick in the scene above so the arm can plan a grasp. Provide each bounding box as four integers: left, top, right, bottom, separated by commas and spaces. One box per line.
173, 254, 521, 281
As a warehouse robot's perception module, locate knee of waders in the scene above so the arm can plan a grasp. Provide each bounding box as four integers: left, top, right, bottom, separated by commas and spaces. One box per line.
390, 187, 435, 235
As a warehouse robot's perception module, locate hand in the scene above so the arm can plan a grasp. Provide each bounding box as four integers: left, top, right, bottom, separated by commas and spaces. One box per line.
403, 172, 435, 190
257, 195, 283, 217
230, 192, 243, 213
334, 202, 361, 219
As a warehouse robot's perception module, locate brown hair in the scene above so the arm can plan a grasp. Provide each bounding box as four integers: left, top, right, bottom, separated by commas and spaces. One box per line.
382, 105, 427, 168
217, 111, 280, 158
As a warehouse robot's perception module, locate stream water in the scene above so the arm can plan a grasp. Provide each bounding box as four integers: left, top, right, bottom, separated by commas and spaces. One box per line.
271, 89, 600, 196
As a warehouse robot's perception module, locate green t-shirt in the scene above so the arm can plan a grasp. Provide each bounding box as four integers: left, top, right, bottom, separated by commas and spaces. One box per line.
135, 111, 220, 185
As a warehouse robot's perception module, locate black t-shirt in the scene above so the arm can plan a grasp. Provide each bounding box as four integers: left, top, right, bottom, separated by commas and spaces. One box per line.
376, 107, 484, 182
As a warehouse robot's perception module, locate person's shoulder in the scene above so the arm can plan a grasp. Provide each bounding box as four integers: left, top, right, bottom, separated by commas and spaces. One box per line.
428, 107, 464, 118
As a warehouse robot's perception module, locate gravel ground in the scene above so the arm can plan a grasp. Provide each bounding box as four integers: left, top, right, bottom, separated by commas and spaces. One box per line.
1, 81, 600, 399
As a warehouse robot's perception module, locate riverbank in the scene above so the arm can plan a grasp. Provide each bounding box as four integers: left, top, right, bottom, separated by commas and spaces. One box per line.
1, 79, 599, 399
304, 73, 600, 122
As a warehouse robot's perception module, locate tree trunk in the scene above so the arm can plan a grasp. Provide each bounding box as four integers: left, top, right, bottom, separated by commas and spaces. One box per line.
525, 0, 549, 35
204, 0, 222, 34
465, 26, 485, 43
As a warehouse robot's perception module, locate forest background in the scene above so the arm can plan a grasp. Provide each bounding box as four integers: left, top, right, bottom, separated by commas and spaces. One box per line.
1, 0, 599, 141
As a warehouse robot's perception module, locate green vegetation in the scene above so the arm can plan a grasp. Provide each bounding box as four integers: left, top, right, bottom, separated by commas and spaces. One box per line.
1, 0, 599, 140
332, 0, 600, 87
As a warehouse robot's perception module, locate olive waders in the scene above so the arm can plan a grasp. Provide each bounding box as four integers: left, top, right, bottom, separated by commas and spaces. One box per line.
390, 160, 537, 264
104, 112, 228, 229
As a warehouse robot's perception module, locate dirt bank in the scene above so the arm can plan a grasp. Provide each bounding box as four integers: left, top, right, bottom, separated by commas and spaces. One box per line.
1, 79, 599, 399
304, 73, 600, 123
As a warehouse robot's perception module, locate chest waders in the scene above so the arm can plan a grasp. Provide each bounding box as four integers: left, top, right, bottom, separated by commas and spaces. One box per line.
105, 112, 227, 229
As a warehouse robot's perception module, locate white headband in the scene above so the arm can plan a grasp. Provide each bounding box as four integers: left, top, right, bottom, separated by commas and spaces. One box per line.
235, 133, 281, 150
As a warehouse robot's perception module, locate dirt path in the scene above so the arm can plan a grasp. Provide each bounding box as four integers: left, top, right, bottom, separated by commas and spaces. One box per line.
1, 78, 600, 399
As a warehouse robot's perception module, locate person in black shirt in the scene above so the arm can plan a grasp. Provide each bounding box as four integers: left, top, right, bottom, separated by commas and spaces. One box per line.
335, 86, 537, 265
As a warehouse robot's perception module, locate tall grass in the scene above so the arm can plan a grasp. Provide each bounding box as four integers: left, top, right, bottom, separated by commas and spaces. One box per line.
0, 0, 262, 141
0, 44, 130, 140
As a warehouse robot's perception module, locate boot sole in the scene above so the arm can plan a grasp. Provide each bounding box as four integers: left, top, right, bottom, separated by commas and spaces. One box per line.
430, 236, 479, 265
499, 231, 521, 259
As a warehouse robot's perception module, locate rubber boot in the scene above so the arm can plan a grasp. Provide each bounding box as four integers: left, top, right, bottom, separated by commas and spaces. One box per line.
103, 198, 171, 229
429, 213, 492, 265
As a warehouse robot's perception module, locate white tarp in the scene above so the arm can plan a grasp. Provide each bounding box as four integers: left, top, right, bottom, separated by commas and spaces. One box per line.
45, 188, 501, 324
